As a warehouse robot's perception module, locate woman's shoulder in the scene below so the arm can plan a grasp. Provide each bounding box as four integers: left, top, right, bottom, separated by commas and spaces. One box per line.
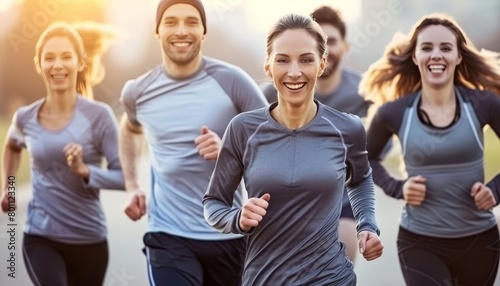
320, 102, 365, 131
457, 85, 499, 104
78, 97, 116, 120
382, 92, 417, 111
14, 98, 44, 124
222, 107, 268, 142
78, 96, 112, 109
232, 106, 268, 125
372, 92, 418, 124
457, 85, 500, 126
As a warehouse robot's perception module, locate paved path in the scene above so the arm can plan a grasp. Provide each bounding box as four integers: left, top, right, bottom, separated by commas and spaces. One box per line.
0, 185, 150, 286
0, 162, 151, 286
1, 157, 500, 285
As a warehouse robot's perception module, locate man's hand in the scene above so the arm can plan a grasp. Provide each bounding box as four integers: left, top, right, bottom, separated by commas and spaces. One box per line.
1, 191, 13, 212
195, 126, 221, 160
124, 189, 147, 221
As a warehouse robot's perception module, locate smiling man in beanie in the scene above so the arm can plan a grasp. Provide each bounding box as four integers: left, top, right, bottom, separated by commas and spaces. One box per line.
119, 1, 268, 285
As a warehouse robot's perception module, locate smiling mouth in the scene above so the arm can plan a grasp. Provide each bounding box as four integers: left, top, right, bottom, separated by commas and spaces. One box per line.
51, 75, 67, 80
172, 42, 191, 47
428, 65, 445, 74
284, 83, 306, 90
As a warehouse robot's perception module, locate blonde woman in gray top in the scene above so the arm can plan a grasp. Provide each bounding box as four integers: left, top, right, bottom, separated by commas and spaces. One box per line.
1, 22, 123, 286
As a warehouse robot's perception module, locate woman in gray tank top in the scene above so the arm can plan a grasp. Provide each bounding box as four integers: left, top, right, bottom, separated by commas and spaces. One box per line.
361, 13, 500, 286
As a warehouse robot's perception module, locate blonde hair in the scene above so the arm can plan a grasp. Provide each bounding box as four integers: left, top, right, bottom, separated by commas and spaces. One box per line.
34, 21, 119, 98
72, 21, 120, 90
359, 13, 500, 104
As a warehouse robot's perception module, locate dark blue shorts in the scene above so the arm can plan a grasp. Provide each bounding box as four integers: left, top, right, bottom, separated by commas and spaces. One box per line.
143, 232, 246, 286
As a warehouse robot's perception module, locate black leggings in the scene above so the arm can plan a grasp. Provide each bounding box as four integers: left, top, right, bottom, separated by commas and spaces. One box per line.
397, 226, 500, 286
23, 233, 108, 286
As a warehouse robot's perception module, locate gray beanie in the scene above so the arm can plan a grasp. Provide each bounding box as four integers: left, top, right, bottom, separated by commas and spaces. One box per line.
156, 0, 207, 34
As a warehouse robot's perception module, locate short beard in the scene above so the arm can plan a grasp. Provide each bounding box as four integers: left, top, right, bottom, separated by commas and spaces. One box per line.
320, 54, 340, 79
163, 42, 201, 66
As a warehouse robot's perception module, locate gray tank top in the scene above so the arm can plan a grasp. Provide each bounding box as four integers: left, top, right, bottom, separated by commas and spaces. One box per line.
398, 89, 496, 237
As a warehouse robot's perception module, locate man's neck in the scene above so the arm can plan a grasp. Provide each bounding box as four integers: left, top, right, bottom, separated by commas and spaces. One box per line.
162, 53, 203, 79
316, 68, 342, 95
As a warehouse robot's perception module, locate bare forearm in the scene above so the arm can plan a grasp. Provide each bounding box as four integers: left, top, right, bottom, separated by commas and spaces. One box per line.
119, 117, 143, 191
2, 140, 21, 191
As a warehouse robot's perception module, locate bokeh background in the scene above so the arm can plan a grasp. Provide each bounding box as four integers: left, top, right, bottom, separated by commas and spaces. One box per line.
0, 0, 499, 285
1, 0, 499, 120
1, 0, 499, 184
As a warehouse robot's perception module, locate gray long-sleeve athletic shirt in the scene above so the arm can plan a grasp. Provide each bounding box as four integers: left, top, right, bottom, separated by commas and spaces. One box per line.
8, 96, 124, 244
263, 68, 375, 212
367, 86, 500, 238
203, 100, 379, 285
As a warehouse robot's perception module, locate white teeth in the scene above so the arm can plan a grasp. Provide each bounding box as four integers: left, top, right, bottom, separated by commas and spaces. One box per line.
173, 42, 189, 47
284, 83, 305, 90
52, 75, 66, 79
429, 65, 445, 73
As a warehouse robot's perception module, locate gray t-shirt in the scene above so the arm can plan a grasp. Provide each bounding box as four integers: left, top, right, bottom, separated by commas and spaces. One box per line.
204, 100, 379, 285
121, 57, 268, 240
9, 96, 124, 244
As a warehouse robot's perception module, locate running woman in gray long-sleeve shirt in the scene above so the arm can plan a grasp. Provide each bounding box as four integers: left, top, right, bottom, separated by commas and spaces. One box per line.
1, 22, 123, 286
204, 13, 383, 286
262, 6, 374, 264
361, 14, 500, 286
